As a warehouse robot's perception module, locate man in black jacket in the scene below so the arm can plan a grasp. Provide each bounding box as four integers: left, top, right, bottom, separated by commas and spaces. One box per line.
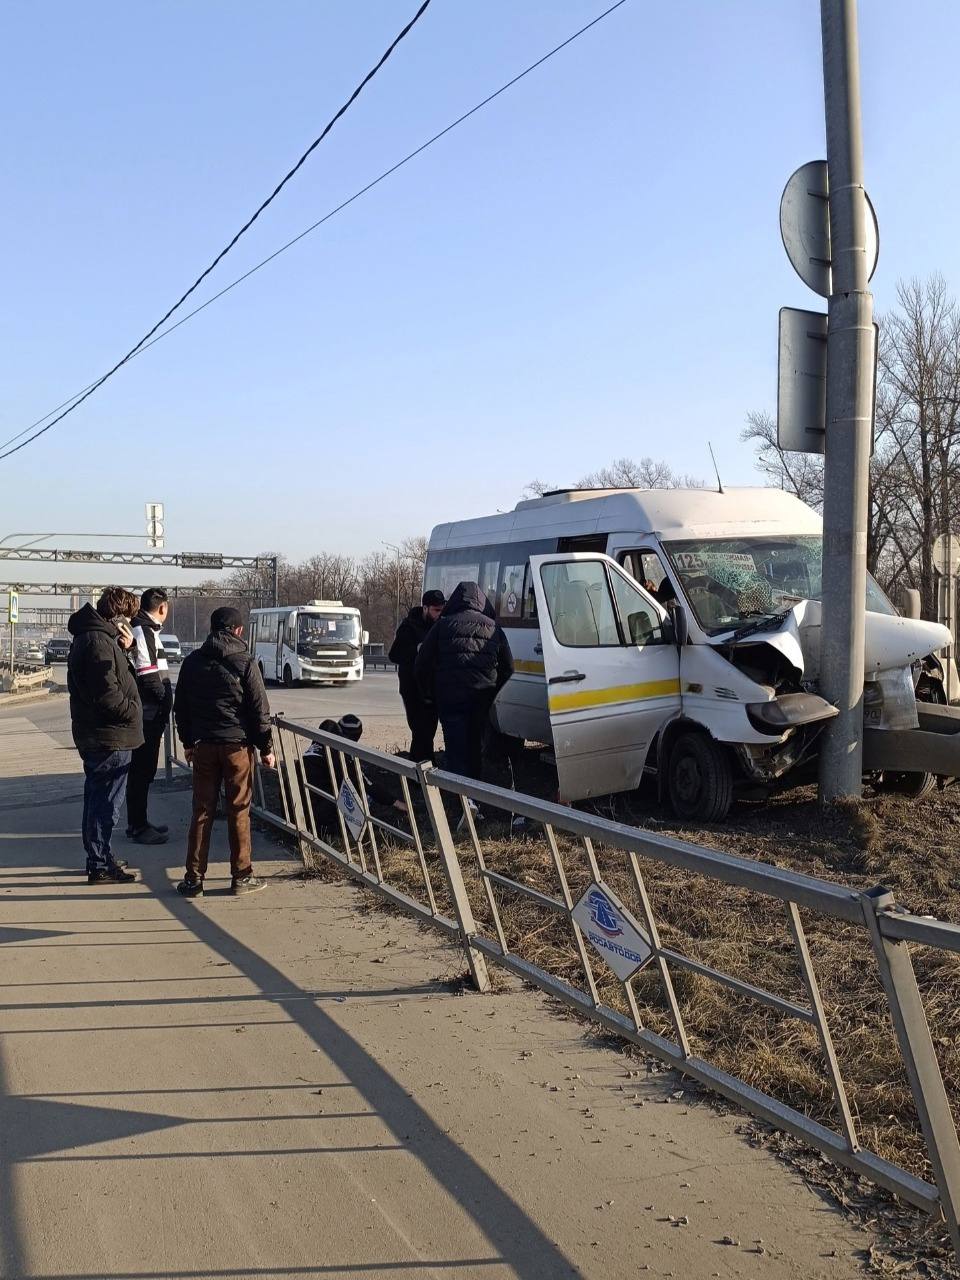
174, 607, 274, 898
126, 587, 173, 844
67, 589, 144, 884
388, 589, 445, 761
414, 581, 514, 783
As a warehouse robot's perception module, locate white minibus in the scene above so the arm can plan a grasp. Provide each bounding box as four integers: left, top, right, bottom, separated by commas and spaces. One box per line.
249, 602, 368, 687
425, 487, 954, 819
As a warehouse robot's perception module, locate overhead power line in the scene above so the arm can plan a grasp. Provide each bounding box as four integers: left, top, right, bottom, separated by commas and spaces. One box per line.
2, 0, 629, 463
0, 0, 433, 461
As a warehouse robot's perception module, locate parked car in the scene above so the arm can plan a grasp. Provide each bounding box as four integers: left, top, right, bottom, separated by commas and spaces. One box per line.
44, 637, 71, 664
159, 634, 182, 663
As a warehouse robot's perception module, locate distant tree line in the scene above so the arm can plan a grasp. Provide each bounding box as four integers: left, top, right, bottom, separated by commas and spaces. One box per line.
183, 536, 429, 647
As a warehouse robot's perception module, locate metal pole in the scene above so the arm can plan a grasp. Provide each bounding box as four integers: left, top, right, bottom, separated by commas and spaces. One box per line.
817, 0, 876, 803
272, 557, 280, 608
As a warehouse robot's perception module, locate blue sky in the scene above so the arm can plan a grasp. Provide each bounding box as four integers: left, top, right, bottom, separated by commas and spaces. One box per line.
2, 0, 958, 574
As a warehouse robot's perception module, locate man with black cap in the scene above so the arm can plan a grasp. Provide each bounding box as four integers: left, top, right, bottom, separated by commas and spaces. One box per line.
173, 606, 274, 897
388, 589, 445, 761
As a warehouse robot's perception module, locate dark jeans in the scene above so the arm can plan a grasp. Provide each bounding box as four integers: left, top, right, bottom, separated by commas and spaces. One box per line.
438, 695, 494, 781
126, 713, 167, 831
186, 743, 255, 882
401, 690, 439, 762
81, 748, 133, 873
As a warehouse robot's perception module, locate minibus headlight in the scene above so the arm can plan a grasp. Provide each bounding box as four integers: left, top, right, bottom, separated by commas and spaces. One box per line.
746, 694, 838, 735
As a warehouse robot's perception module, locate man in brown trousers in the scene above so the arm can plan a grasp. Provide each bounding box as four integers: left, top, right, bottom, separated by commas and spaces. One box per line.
173, 607, 274, 897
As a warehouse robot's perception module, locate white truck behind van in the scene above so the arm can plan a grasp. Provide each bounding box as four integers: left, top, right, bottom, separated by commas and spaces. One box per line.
425, 487, 956, 819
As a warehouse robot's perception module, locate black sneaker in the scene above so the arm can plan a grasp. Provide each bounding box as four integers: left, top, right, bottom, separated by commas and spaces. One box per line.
88, 865, 138, 885
127, 823, 169, 838
176, 876, 204, 898
231, 874, 266, 896
130, 826, 168, 846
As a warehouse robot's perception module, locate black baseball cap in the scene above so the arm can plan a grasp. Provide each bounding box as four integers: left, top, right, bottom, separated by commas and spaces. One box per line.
422, 589, 446, 608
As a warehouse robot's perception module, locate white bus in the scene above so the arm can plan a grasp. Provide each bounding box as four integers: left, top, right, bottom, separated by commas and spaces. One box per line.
425, 487, 952, 819
249, 602, 368, 687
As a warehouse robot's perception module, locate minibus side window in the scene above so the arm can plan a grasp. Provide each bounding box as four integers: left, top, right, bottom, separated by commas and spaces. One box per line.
620, 549, 676, 606
608, 570, 663, 646
499, 563, 525, 619
541, 561, 620, 647
522, 563, 538, 621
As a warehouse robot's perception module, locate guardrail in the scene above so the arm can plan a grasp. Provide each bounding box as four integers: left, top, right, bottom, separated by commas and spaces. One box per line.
164, 714, 960, 1253
0, 664, 52, 694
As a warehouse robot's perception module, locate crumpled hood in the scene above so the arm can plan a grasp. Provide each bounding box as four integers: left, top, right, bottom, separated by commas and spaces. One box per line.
443, 581, 494, 619
720, 600, 951, 679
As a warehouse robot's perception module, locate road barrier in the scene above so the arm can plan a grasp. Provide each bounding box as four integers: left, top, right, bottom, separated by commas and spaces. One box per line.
165, 714, 960, 1252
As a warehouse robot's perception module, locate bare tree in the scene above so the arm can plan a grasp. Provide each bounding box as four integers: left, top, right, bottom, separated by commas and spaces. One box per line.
742, 276, 960, 615
525, 456, 702, 498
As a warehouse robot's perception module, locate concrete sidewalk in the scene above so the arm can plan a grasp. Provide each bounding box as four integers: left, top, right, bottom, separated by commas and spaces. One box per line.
0, 712, 872, 1279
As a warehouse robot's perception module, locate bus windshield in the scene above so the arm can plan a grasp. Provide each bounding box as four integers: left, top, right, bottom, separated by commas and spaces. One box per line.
664, 535, 896, 636
298, 613, 360, 646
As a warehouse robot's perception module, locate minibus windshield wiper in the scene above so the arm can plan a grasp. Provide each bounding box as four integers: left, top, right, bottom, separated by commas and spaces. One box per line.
726, 608, 794, 643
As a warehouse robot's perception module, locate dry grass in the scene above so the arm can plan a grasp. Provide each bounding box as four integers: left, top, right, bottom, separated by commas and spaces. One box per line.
257, 755, 960, 1205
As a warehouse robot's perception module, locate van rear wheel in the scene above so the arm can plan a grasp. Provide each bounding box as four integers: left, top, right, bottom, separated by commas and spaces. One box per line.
667, 731, 734, 822
877, 771, 937, 800
283, 664, 295, 689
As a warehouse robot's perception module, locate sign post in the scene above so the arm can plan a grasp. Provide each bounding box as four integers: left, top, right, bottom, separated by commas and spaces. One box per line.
7, 591, 18, 681
933, 534, 960, 703
816, 0, 877, 803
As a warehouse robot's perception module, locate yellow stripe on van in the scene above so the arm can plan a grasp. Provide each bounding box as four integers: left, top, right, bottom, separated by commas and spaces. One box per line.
514, 659, 546, 675
549, 678, 681, 714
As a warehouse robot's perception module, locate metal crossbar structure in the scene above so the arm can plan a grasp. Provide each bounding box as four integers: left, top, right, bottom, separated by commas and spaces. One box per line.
0, 548, 272, 569
4, 583, 267, 600
164, 714, 960, 1252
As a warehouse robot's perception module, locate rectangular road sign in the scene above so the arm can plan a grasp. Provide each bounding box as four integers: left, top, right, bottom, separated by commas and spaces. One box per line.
337, 778, 367, 840
181, 553, 224, 570
777, 307, 828, 454
8, 591, 18, 624
571, 880, 653, 982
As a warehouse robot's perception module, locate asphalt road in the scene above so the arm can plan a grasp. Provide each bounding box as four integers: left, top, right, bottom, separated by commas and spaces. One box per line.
43, 663, 411, 753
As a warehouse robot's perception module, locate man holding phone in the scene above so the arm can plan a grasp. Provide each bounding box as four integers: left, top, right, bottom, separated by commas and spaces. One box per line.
173, 607, 275, 898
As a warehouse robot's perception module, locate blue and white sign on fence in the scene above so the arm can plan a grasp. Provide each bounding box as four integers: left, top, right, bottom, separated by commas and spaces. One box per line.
337, 778, 367, 840
572, 880, 653, 982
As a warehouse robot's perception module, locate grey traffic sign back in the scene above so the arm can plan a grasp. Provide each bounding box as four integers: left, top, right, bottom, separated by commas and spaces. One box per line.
780, 160, 878, 298
777, 307, 828, 454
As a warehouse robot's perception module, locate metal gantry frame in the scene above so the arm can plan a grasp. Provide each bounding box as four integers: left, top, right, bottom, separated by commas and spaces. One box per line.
163, 714, 960, 1255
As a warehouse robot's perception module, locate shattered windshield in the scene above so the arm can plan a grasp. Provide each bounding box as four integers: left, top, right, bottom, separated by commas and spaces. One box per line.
665, 536, 896, 636
298, 613, 360, 646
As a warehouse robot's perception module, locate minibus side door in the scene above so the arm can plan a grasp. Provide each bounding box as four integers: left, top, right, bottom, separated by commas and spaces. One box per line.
529, 553, 681, 802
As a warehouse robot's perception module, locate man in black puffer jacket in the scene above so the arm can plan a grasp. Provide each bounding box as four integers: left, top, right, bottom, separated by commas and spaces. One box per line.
174, 607, 274, 898
68, 589, 144, 884
414, 581, 514, 782
388, 589, 445, 761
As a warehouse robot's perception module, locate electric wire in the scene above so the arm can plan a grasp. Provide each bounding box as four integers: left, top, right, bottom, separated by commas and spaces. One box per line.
0, 0, 433, 460
1, 0, 629, 463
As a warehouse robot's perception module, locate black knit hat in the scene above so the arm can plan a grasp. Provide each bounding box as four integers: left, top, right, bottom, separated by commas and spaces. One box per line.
211, 606, 243, 632
337, 714, 363, 742
422, 589, 446, 608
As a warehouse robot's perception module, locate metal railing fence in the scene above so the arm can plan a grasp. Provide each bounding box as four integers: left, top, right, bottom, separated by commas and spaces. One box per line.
165, 714, 960, 1253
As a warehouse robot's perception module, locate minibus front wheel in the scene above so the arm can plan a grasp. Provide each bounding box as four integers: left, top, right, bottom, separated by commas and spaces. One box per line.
667, 730, 734, 823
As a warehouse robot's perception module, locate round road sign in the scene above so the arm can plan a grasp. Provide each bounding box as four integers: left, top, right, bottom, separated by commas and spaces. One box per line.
780, 160, 878, 298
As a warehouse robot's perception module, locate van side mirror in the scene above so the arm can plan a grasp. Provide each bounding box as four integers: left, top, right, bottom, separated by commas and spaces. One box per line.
362, 630, 370, 646
668, 603, 688, 647
902, 588, 921, 620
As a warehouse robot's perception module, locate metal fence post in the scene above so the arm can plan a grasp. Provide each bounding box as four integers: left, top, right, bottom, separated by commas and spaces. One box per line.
163, 720, 173, 783
417, 765, 490, 993
276, 727, 311, 862
861, 887, 960, 1253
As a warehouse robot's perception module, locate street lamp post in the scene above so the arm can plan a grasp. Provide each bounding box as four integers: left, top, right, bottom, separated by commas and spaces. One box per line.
382, 542, 401, 634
